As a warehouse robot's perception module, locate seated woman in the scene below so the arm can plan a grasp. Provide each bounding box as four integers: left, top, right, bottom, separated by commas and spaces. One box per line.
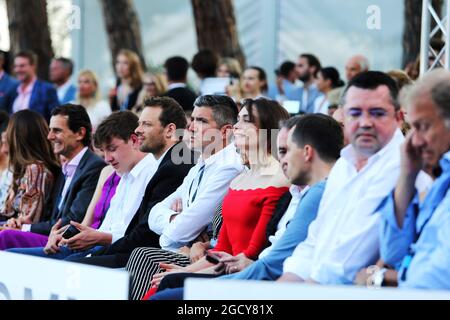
133, 73, 168, 115
6, 165, 120, 258
109, 49, 144, 112
0, 111, 11, 214
75, 70, 112, 131
0, 110, 60, 227
126, 98, 290, 300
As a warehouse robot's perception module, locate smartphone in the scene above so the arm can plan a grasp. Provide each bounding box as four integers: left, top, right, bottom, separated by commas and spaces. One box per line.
205, 252, 220, 265
62, 225, 81, 240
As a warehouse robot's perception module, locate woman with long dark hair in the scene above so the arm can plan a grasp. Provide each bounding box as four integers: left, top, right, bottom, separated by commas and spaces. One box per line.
0, 110, 60, 226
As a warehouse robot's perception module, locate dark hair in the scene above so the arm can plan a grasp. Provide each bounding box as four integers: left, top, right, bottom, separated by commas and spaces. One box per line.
343, 71, 400, 111
54, 57, 74, 75
7, 110, 60, 196
291, 114, 343, 163
0, 111, 9, 134
300, 54, 322, 77
165, 56, 189, 82
51, 104, 92, 147
320, 67, 345, 89
143, 97, 188, 130
278, 61, 296, 78
241, 98, 290, 153
194, 95, 239, 128
94, 111, 138, 148
191, 50, 219, 79
15, 51, 38, 66
279, 115, 301, 130
246, 66, 268, 92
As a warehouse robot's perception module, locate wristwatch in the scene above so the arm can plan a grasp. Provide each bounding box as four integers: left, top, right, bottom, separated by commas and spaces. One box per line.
371, 268, 387, 288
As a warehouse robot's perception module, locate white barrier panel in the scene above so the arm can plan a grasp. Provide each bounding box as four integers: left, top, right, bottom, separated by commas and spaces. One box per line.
0, 252, 129, 300
185, 279, 450, 300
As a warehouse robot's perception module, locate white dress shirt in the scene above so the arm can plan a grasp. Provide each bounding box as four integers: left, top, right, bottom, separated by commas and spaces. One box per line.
259, 185, 309, 259
148, 143, 244, 252
168, 83, 187, 90
99, 153, 157, 243
283, 129, 405, 284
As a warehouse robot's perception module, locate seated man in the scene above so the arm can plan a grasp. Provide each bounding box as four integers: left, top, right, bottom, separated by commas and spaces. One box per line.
150, 113, 344, 300
125, 95, 244, 300
73, 97, 196, 267
278, 71, 404, 284
7, 111, 158, 259
0, 104, 105, 250
377, 70, 450, 289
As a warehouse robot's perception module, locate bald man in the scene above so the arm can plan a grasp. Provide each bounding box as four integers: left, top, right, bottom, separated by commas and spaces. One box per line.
345, 55, 370, 81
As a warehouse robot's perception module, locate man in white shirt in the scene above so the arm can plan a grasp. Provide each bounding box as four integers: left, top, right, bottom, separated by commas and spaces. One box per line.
148, 95, 244, 252
279, 71, 404, 284
60, 111, 157, 254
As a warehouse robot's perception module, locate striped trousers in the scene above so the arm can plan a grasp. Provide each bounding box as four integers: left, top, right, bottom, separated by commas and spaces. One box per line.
126, 247, 191, 300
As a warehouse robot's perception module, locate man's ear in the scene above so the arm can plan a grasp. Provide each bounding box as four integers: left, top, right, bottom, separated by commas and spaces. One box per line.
304, 144, 314, 162
221, 124, 234, 138
165, 123, 177, 140
75, 127, 87, 143
130, 133, 139, 145
395, 109, 404, 124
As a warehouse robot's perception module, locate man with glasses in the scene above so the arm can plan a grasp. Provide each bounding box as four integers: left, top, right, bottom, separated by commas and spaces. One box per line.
279, 71, 405, 285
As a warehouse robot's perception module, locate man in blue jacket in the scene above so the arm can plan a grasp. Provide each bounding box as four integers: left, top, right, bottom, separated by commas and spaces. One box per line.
10, 51, 59, 121
0, 51, 18, 112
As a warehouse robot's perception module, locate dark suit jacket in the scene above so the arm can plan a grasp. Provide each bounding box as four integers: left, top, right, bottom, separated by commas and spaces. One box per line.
98, 143, 197, 256
30, 149, 106, 235
164, 87, 197, 112
265, 191, 292, 243
10, 80, 59, 121
0, 72, 19, 112
110, 79, 142, 112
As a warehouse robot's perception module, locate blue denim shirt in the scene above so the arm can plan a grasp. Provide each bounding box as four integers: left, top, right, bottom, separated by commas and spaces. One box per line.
379, 151, 450, 289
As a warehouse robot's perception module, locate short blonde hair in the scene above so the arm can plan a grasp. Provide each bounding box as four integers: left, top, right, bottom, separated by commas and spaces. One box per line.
77, 69, 101, 102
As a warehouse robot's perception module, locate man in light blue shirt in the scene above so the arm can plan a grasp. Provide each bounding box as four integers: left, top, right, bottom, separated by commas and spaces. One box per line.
379, 70, 450, 290
296, 54, 323, 114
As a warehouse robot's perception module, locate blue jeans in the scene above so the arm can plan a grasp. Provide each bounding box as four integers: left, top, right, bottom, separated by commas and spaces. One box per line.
6, 245, 105, 261
150, 288, 184, 300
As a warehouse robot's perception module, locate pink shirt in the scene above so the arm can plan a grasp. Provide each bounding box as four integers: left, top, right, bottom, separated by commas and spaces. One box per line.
58, 147, 88, 210
12, 77, 37, 113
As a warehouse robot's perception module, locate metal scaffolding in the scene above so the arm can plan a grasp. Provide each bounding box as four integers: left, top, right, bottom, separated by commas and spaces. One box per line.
420, 0, 450, 76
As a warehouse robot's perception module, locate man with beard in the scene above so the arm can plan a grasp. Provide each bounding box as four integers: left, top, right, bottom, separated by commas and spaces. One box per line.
296, 54, 323, 114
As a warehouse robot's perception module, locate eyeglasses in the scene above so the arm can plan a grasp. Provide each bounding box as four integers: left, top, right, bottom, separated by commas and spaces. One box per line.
345, 108, 391, 120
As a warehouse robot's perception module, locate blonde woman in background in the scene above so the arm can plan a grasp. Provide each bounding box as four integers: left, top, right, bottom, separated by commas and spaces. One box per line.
75, 70, 112, 131
217, 57, 242, 79
134, 73, 168, 115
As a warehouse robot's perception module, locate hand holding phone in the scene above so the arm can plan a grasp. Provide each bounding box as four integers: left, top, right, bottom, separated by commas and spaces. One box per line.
205, 252, 220, 265
62, 225, 81, 240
